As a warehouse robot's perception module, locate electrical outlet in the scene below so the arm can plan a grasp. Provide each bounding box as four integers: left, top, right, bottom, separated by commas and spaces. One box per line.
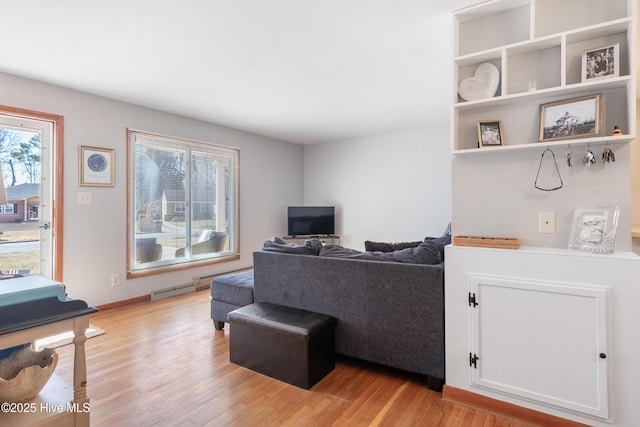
539, 212, 556, 233
78, 191, 93, 205
111, 273, 121, 287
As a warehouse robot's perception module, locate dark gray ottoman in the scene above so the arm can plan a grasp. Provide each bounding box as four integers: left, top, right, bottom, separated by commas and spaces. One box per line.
210, 270, 254, 330
228, 302, 336, 389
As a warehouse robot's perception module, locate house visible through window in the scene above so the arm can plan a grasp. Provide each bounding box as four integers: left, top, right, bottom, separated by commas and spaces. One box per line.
127, 129, 239, 277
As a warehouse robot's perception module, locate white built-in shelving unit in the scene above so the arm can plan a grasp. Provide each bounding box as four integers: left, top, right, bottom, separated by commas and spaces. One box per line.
445, 1, 640, 426
452, 0, 636, 155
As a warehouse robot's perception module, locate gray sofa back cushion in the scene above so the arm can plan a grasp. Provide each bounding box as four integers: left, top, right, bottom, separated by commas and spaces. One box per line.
320, 240, 444, 264
364, 240, 422, 252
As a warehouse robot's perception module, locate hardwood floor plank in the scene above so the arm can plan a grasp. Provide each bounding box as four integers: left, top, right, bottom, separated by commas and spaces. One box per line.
50, 289, 537, 427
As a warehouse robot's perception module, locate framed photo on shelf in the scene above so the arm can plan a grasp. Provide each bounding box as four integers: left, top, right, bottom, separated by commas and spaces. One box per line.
568, 207, 619, 254
539, 94, 601, 142
79, 146, 114, 187
582, 43, 619, 83
477, 120, 503, 148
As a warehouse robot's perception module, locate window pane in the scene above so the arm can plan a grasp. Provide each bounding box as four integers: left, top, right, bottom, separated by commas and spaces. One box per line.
133, 142, 187, 265
127, 130, 239, 275
189, 151, 226, 257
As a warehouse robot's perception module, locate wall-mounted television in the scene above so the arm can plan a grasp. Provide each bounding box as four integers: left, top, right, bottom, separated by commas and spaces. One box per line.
287, 206, 335, 236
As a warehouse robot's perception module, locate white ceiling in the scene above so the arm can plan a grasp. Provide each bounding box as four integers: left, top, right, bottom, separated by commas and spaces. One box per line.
0, 0, 479, 144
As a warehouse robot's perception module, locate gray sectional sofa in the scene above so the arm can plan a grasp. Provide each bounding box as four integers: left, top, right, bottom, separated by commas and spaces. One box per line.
252, 243, 445, 389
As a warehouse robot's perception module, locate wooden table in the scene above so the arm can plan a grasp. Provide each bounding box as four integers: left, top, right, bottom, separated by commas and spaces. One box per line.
0, 277, 96, 426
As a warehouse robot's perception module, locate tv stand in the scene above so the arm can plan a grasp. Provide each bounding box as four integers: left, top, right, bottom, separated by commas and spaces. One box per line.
283, 235, 340, 245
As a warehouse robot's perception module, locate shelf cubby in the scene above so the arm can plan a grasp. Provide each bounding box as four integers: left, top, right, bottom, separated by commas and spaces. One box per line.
533, 0, 629, 37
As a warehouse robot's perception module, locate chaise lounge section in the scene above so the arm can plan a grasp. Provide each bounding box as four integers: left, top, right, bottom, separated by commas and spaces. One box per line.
210, 270, 254, 330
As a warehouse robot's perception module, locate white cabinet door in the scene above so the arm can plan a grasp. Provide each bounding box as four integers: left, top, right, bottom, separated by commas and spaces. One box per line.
468, 274, 611, 420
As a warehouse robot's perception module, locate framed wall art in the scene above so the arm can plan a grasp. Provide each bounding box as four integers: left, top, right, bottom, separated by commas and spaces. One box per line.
477, 120, 503, 148
79, 145, 114, 187
582, 43, 619, 82
568, 207, 619, 254
539, 94, 600, 142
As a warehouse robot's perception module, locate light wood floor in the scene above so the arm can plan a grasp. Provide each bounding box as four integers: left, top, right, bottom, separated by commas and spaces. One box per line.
54, 289, 533, 427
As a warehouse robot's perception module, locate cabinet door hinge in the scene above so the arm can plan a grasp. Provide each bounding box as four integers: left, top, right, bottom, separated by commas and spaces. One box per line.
468, 292, 478, 307
469, 353, 479, 369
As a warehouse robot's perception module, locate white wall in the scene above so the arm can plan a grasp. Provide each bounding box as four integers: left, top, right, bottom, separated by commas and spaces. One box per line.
0, 72, 304, 306
453, 144, 633, 251
303, 128, 451, 250
631, 99, 640, 254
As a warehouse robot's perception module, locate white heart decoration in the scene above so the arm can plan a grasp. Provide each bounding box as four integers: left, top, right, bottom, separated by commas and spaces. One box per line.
458, 63, 500, 101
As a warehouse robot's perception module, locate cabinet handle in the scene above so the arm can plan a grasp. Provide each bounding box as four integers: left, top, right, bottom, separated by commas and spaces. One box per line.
599, 353, 607, 359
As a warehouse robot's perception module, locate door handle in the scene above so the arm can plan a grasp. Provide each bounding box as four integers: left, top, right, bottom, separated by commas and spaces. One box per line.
39, 222, 51, 230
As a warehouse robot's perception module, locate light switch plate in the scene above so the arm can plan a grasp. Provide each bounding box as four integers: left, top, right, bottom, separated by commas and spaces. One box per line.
78, 191, 92, 205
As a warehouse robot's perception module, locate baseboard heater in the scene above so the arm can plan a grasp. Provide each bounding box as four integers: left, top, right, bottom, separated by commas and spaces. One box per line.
150, 283, 196, 301
193, 266, 253, 290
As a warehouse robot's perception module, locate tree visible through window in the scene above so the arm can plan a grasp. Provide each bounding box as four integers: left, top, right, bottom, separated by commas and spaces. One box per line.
127, 129, 239, 277
0, 127, 43, 276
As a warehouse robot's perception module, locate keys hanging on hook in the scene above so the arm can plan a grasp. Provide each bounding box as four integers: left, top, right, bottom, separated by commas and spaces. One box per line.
602, 146, 615, 164
565, 146, 573, 167
583, 146, 596, 166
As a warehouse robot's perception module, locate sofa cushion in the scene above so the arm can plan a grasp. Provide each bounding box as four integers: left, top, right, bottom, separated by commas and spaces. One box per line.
210, 270, 255, 306
364, 240, 422, 252
198, 229, 212, 243
262, 236, 322, 255
425, 234, 451, 247
364, 223, 452, 253
320, 240, 443, 265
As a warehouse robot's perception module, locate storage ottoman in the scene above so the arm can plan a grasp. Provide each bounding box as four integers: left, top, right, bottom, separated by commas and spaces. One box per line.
210, 270, 254, 330
228, 302, 336, 389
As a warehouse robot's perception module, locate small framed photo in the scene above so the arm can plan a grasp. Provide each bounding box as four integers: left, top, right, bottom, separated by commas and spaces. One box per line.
582, 43, 619, 82
539, 94, 601, 142
79, 146, 114, 187
568, 207, 619, 254
477, 120, 504, 148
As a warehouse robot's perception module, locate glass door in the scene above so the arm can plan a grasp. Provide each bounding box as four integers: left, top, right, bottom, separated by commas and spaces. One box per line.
0, 115, 53, 279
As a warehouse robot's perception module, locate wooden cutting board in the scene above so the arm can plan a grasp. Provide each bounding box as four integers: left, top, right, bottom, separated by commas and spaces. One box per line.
452, 235, 521, 249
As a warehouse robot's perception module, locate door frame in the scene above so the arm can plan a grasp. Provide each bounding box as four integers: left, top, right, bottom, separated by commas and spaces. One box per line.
0, 104, 64, 281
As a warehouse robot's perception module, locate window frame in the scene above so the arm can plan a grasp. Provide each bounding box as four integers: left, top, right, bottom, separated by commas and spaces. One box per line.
126, 129, 240, 278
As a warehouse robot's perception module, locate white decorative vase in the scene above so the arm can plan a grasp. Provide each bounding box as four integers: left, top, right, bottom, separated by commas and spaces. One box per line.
0, 347, 58, 402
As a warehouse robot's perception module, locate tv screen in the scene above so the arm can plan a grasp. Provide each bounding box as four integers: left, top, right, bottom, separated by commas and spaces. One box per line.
287, 206, 335, 236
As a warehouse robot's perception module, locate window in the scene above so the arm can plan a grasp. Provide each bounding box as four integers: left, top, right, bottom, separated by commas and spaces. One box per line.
28, 203, 38, 220
1, 204, 15, 214
127, 129, 239, 277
